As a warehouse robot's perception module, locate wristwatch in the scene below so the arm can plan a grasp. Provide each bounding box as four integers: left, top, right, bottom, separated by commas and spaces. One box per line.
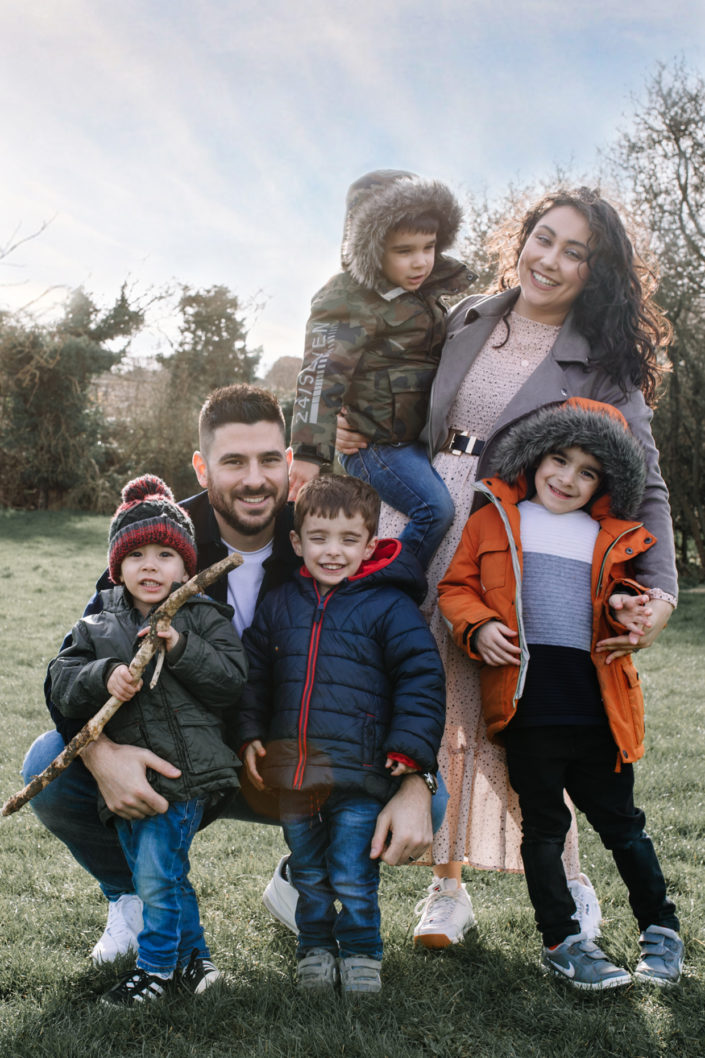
420, 771, 438, 795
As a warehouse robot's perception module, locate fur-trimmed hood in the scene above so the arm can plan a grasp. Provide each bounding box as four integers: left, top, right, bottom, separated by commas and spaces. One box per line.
340, 169, 464, 289
491, 398, 647, 520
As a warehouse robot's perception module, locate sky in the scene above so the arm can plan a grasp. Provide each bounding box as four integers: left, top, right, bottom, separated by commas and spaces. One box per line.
1, 1, 704, 372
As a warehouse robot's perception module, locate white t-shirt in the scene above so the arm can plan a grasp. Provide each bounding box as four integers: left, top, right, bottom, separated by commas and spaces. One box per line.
223, 539, 274, 636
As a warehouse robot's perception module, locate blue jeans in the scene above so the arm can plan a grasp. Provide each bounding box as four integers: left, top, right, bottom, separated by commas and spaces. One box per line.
340, 442, 454, 570
282, 791, 383, 961
22, 731, 448, 903
115, 800, 208, 974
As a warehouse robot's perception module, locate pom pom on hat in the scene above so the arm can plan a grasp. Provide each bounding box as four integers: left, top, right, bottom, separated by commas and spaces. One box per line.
108, 474, 197, 585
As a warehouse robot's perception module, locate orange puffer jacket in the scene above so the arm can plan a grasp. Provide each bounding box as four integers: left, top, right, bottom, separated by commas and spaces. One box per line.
438, 476, 657, 769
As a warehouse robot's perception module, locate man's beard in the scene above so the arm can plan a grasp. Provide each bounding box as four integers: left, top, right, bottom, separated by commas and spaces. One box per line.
208, 483, 287, 537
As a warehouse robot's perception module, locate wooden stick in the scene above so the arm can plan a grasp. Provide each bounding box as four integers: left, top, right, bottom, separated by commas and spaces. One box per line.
2, 551, 243, 817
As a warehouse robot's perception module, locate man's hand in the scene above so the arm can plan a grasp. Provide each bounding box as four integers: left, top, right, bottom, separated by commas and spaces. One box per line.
288, 459, 320, 502
370, 772, 432, 864
475, 621, 521, 667
81, 734, 181, 820
243, 739, 268, 791
596, 597, 673, 664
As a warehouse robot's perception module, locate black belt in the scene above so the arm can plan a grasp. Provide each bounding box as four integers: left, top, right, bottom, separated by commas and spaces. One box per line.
444, 430, 485, 457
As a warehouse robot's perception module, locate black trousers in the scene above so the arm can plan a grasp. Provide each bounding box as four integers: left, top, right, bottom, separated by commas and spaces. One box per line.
503, 725, 679, 948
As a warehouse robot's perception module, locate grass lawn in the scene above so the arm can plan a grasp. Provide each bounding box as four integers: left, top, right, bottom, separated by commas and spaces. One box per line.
0, 509, 703, 1058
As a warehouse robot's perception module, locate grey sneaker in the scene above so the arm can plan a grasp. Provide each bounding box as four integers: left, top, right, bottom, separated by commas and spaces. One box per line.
339, 955, 382, 994
263, 855, 299, 935
541, 932, 631, 991
296, 948, 339, 991
634, 925, 684, 987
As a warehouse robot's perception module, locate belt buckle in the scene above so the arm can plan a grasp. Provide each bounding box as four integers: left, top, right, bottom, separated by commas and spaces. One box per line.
449, 430, 477, 456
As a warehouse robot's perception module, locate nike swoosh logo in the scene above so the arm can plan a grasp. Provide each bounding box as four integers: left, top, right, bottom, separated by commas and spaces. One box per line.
551, 960, 576, 979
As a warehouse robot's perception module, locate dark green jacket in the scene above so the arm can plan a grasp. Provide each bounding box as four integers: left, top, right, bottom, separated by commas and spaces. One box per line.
49, 586, 247, 821
291, 169, 475, 465
291, 257, 473, 464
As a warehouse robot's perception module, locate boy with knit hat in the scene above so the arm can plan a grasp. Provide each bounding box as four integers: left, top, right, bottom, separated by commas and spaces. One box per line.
50, 475, 248, 1006
438, 399, 684, 991
289, 169, 475, 569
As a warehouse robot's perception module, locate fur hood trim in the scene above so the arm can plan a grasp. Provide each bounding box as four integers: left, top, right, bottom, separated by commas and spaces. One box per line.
340, 169, 463, 289
492, 398, 647, 520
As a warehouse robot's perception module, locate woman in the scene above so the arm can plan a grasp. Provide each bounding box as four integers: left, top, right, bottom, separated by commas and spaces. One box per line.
337, 187, 676, 947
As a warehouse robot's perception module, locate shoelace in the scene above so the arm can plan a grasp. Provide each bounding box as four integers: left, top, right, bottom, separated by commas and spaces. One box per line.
413, 888, 459, 922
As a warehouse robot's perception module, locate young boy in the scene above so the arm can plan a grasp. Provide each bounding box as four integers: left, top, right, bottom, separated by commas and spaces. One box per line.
438, 399, 684, 991
289, 169, 475, 569
237, 475, 445, 994
50, 475, 248, 1006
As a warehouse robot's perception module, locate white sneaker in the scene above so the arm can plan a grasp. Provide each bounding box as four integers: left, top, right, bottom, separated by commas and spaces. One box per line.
262, 855, 299, 934
91, 893, 144, 965
568, 873, 602, 940
413, 877, 476, 948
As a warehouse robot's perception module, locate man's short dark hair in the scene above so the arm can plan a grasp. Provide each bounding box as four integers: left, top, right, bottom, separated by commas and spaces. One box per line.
198, 384, 286, 453
294, 475, 380, 538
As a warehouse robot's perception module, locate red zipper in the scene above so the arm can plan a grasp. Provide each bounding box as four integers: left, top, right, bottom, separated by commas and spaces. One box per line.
293, 584, 335, 789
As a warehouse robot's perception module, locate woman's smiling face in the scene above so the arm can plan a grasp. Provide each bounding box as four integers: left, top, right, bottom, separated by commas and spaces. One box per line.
514, 205, 592, 326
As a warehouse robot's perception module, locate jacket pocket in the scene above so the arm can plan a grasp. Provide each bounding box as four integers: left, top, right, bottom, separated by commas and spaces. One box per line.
361, 714, 376, 766
621, 662, 644, 744
476, 539, 509, 592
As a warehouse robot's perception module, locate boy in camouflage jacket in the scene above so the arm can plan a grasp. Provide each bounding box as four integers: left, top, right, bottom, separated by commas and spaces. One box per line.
289, 169, 475, 569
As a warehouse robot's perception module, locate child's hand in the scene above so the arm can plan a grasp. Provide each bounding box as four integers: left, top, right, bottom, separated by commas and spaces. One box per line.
288, 459, 320, 502
137, 624, 181, 651
107, 664, 143, 701
608, 593, 653, 642
244, 740, 268, 791
475, 621, 522, 667
385, 757, 415, 778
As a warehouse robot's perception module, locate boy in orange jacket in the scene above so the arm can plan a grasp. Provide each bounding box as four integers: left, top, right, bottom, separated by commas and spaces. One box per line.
438, 399, 683, 991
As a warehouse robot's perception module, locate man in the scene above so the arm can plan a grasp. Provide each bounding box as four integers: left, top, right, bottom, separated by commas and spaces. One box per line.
24, 384, 436, 970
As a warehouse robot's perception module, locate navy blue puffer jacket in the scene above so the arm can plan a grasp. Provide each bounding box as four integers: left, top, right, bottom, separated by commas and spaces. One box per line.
238, 540, 446, 803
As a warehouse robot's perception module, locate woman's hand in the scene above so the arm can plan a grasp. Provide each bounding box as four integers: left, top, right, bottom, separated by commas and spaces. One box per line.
596, 597, 674, 664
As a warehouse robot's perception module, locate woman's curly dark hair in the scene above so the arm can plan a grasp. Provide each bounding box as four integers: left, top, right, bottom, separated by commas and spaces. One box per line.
489, 187, 671, 406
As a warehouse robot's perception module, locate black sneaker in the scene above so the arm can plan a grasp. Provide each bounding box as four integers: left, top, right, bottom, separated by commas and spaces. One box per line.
100, 968, 172, 1006
179, 949, 222, 994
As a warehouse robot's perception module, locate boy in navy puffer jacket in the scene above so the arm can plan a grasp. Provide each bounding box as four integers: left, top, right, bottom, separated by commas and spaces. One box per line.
238, 475, 445, 995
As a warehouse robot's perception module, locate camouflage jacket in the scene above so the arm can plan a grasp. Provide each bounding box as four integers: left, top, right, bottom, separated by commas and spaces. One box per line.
291, 255, 475, 465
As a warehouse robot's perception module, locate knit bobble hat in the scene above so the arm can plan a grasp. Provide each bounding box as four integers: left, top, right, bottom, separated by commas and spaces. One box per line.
108, 474, 197, 585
